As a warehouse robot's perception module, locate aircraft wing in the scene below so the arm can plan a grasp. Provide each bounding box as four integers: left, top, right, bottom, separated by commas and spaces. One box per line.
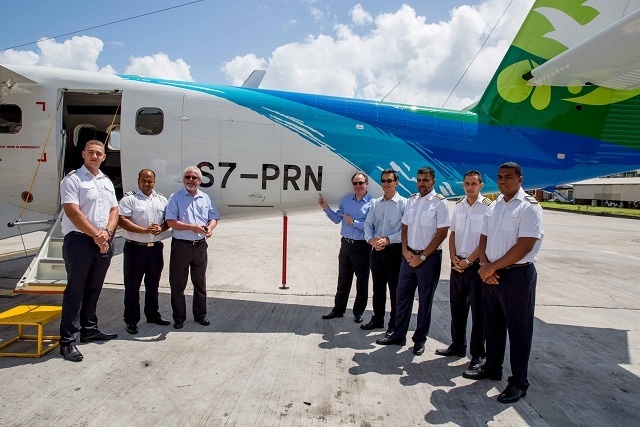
241, 70, 266, 88
525, 9, 640, 90
0, 64, 38, 85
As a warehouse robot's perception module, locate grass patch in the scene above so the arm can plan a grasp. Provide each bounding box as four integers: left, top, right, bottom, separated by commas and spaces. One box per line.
540, 201, 640, 218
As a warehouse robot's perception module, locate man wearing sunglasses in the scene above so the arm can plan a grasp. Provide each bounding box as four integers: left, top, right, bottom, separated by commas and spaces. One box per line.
165, 166, 220, 330
362, 169, 406, 336
318, 171, 373, 323
376, 166, 450, 356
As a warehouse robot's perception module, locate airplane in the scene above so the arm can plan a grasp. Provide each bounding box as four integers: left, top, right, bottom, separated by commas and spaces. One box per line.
1, 0, 640, 291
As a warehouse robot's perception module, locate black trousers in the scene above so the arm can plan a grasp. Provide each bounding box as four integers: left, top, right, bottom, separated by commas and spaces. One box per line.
60, 232, 113, 345
482, 263, 537, 390
123, 241, 164, 325
333, 238, 370, 316
370, 244, 402, 329
391, 251, 442, 344
169, 238, 208, 323
449, 262, 485, 358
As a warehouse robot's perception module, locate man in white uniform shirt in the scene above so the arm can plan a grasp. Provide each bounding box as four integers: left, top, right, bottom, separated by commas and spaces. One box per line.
376, 166, 450, 356
118, 169, 171, 335
436, 170, 491, 370
462, 162, 543, 404
59, 140, 119, 362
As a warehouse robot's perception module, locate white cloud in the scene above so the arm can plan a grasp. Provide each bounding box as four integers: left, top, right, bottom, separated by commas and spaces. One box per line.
125, 53, 193, 81
221, 53, 267, 86
351, 4, 373, 26
223, 0, 535, 109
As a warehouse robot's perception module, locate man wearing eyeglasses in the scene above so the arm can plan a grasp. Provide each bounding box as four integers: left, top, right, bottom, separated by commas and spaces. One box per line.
318, 171, 373, 323
376, 166, 450, 356
362, 169, 406, 336
59, 140, 119, 362
165, 166, 220, 330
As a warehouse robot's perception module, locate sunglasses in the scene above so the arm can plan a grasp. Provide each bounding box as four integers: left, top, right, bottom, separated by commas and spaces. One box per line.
381, 179, 397, 183
352, 181, 366, 186
184, 175, 199, 180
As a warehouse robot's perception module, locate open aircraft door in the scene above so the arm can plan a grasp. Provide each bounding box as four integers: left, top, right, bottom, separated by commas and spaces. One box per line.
120, 91, 184, 193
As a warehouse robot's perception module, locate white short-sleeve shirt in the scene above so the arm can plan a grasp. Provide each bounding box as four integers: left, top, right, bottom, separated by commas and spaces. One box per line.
450, 194, 491, 258
60, 165, 118, 235
118, 188, 168, 243
401, 190, 450, 250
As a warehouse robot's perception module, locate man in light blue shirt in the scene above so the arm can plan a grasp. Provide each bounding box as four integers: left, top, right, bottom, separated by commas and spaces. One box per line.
362, 169, 406, 335
318, 171, 372, 323
166, 166, 220, 329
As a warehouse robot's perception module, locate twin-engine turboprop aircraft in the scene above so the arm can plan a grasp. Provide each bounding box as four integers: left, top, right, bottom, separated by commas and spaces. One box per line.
1, 0, 640, 291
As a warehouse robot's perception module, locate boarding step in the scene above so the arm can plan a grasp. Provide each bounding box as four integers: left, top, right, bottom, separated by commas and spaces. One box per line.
47, 237, 63, 258
35, 258, 66, 281
0, 305, 62, 357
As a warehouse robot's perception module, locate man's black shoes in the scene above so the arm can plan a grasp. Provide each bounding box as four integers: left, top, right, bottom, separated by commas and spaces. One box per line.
126, 324, 138, 334
497, 384, 527, 404
469, 356, 484, 370
435, 346, 466, 357
322, 311, 344, 320
80, 329, 118, 343
360, 320, 384, 330
413, 342, 425, 355
376, 336, 406, 346
197, 318, 210, 326
147, 317, 171, 326
60, 344, 83, 362
174, 321, 184, 329
462, 368, 502, 381
353, 314, 363, 323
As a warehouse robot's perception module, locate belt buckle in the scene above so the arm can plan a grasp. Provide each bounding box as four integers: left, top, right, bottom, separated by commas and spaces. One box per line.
147, 242, 154, 247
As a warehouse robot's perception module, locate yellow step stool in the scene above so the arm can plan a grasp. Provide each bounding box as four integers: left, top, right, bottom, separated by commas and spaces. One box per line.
0, 305, 62, 357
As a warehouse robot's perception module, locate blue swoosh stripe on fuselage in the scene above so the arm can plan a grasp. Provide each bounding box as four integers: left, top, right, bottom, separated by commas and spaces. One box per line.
119, 75, 640, 195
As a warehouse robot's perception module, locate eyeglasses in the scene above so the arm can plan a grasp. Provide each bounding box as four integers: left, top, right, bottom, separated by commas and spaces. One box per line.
381, 179, 397, 183
352, 181, 366, 186
184, 175, 199, 180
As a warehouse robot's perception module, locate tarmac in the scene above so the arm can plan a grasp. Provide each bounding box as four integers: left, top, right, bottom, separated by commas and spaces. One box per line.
0, 205, 639, 426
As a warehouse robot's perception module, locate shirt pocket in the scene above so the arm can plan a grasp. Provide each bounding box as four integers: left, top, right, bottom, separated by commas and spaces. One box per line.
420, 209, 436, 227
454, 211, 467, 231
470, 213, 484, 232
78, 181, 99, 201
501, 211, 519, 231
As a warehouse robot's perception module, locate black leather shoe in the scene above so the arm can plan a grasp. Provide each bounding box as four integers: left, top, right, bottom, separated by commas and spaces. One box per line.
322, 311, 344, 320
376, 336, 406, 346
462, 368, 502, 381
174, 321, 184, 329
126, 324, 138, 334
60, 344, 83, 362
353, 315, 363, 323
413, 342, 425, 355
197, 318, 210, 326
385, 329, 394, 337
469, 356, 484, 370
435, 346, 466, 357
497, 384, 527, 404
80, 329, 118, 343
147, 317, 171, 326
360, 320, 384, 330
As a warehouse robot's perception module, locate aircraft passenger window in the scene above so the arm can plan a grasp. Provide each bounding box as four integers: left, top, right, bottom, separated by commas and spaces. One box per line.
135, 108, 163, 135
0, 104, 22, 134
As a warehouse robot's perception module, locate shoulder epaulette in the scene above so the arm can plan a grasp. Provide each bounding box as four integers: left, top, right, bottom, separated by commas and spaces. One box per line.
65, 169, 76, 177
456, 198, 464, 204
124, 191, 134, 197
156, 192, 164, 197
436, 193, 445, 200
482, 197, 492, 206
525, 195, 539, 204
410, 192, 418, 198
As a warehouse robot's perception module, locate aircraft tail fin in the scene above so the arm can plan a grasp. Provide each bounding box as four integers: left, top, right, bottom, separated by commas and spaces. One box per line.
241, 70, 266, 88
473, 0, 640, 153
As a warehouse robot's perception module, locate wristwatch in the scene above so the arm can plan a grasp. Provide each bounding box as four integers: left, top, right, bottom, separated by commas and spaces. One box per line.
420, 254, 426, 261
105, 228, 113, 237
465, 258, 472, 266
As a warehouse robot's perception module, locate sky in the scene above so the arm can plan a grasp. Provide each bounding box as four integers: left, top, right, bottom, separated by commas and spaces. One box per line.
0, 0, 536, 109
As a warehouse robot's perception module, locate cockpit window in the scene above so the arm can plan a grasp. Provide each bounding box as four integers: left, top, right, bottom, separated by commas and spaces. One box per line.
0, 104, 22, 134
135, 107, 163, 135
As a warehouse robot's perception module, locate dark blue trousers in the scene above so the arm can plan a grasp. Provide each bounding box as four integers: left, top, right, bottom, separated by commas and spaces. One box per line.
123, 241, 164, 325
449, 262, 485, 358
370, 244, 402, 329
333, 238, 370, 316
169, 238, 208, 323
482, 264, 537, 390
60, 232, 113, 345
390, 251, 442, 344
